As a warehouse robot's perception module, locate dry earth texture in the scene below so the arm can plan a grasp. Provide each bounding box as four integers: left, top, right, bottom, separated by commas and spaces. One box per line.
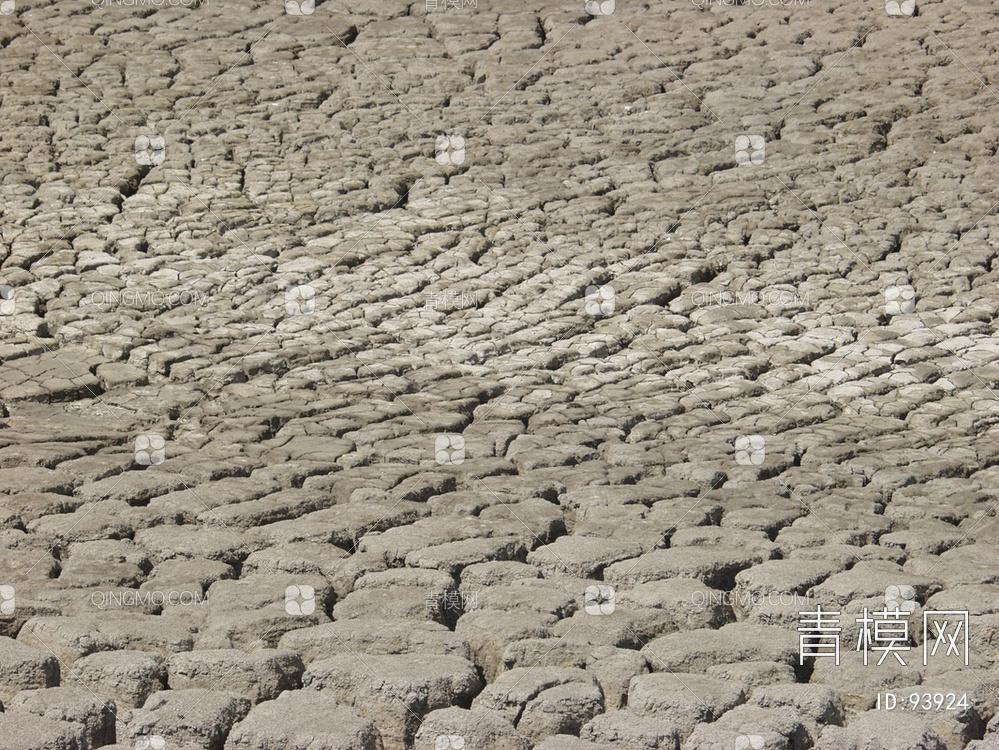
1, 0, 999, 748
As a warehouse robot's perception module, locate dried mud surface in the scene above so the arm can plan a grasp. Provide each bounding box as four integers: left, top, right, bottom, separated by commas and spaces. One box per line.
1, 0, 999, 748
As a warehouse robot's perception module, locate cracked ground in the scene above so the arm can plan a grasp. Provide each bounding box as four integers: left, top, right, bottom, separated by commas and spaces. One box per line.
1, 0, 999, 748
